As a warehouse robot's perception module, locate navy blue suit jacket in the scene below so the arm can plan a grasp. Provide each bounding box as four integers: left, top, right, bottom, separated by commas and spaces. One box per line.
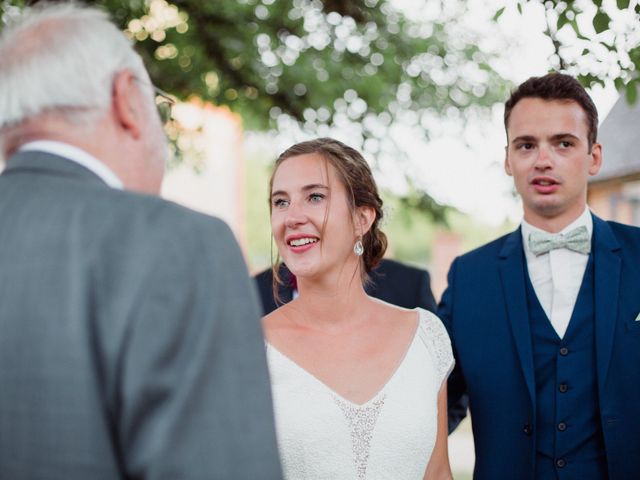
438, 214, 640, 479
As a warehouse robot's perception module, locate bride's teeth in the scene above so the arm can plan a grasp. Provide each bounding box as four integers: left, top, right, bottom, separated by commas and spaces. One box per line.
290, 238, 317, 247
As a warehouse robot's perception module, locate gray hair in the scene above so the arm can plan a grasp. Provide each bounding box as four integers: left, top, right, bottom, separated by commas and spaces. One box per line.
0, 2, 153, 129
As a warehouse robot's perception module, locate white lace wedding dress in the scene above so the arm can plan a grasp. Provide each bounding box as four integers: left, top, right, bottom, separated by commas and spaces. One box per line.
266, 308, 454, 480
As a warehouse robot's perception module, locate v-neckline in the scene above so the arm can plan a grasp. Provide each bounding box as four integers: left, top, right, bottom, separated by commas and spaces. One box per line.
266, 309, 424, 407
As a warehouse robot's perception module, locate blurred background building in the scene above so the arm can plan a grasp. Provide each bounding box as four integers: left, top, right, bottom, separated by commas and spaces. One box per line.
588, 95, 640, 226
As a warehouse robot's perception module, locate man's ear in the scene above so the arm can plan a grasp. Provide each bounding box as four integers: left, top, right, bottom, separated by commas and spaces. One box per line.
354, 206, 376, 237
112, 70, 143, 139
504, 146, 513, 176
588, 142, 603, 176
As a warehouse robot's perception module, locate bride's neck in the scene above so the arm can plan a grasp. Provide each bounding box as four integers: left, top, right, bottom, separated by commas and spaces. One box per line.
293, 277, 371, 329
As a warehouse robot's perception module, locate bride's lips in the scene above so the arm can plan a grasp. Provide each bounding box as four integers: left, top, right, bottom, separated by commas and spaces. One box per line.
531, 175, 560, 194
285, 234, 320, 253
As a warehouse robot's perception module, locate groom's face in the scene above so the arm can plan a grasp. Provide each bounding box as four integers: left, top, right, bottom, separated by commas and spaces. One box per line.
504, 97, 602, 230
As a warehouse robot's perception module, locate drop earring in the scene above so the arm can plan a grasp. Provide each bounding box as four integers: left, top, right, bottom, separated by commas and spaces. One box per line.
353, 237, 364, 256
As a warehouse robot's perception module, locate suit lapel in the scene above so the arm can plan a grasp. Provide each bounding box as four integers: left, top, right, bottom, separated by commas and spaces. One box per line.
499, 228, 536, 407
591, 214, 621, 399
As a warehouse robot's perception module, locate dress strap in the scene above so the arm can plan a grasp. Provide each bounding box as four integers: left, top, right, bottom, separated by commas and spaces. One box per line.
416, 309, 455, 386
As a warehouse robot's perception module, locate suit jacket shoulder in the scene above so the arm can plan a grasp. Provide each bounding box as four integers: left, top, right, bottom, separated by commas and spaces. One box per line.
605, 219, 640, 244
455, 230, 517, 265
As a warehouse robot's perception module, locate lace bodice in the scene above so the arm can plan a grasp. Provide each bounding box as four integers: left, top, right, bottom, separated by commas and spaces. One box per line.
266, 308, 454, 480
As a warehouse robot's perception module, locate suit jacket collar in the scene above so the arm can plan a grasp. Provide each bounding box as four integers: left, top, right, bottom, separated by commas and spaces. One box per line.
4, 150, 110, 188
498, 227, 537, 409
591, 214, 621, 399
498, 213, 622, 410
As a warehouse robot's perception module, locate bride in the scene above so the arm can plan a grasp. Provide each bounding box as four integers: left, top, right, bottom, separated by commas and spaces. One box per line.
263, 138, 454, 480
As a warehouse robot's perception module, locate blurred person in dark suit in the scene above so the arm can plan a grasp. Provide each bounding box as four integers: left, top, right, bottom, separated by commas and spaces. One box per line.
255, 258, 437, 314
0, 4, 281, 479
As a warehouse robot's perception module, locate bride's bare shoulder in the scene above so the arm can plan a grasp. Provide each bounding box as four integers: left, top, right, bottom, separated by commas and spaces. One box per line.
369, 296, 418, 324
262, 302, 297, 341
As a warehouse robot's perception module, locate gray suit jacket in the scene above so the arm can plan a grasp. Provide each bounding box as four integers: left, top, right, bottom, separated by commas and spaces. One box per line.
0, 151, 282, 479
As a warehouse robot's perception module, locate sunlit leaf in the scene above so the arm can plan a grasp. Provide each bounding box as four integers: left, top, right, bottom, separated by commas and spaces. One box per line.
492, 6, 505, 21
592, 11, 611, 33
626, 81, 638, 104
616, 0, 630, 9
578, 73, 604, 89
557, 12, 569, 29
614, 77, 625, 91
629, 45, 640, 63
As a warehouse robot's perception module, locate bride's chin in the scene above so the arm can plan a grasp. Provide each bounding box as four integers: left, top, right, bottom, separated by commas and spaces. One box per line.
288, 266, 316, 279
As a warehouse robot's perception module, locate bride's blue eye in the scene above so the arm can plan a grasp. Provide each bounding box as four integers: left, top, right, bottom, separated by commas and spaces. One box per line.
273, 198, 289, 208
309, 193, 325, 203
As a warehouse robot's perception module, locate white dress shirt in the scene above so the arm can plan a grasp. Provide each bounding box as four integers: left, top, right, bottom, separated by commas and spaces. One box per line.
19, 140, 123, 189
521, 208, 593, 339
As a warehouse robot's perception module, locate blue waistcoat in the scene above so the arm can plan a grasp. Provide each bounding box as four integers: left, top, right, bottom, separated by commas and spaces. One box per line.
525, 255, 608, 479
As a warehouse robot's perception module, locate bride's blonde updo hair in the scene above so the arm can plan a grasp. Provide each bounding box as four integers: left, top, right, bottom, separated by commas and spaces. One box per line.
269, 137, 388, 293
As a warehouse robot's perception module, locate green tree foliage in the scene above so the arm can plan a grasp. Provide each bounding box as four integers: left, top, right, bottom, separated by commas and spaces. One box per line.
501, 0, 640, 103
1, 0, 515, 221
91, 0, 511, 134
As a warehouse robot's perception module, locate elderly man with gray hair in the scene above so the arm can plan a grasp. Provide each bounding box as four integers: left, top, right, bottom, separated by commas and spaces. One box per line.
0, 3, 282, 479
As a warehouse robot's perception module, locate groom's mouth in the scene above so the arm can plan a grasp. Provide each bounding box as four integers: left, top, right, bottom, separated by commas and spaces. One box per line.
531, 176, 559, 194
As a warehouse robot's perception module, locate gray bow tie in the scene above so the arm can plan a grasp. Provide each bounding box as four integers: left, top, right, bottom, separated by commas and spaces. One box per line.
528, 225, 591, 256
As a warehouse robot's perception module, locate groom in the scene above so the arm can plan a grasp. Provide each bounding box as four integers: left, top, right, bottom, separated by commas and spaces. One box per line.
439, 73, 640, 479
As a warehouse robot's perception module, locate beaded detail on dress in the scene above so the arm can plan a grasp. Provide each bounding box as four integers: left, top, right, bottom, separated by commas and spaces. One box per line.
418, 311, 455, 384
333, 394, 386, 480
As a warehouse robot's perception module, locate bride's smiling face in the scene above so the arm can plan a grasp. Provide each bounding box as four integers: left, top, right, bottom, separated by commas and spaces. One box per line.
270, 153, 358, 280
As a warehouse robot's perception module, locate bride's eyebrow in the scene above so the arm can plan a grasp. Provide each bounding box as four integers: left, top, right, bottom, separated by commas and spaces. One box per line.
270, 190, 287, 198
301, 184, 329, 191
270, 184, 329, 199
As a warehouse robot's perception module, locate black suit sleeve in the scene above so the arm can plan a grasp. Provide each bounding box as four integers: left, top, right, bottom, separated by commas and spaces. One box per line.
254, 268, 278, 315
254, 266, 295, 315
416, 269, 437, 314
438, 257, 470, 434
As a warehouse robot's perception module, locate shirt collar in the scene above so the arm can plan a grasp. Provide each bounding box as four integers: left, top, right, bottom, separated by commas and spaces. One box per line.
521, 207, 593, 257
18, 140, 123, 189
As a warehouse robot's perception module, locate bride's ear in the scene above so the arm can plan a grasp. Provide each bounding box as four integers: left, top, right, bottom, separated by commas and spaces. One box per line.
354, 206, 375, 237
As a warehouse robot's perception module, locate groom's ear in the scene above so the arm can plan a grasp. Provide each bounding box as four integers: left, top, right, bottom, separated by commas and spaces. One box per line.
588, 142, 602, 176
504, 146, 513, 177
